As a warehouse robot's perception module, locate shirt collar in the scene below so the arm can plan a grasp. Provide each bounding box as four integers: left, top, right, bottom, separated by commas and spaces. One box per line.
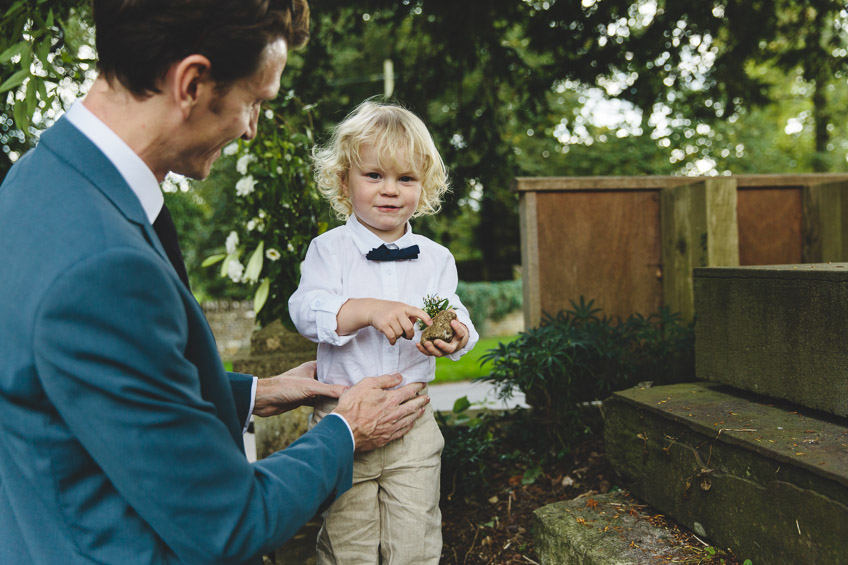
346, 215, 416, 256
64, 101, 164, 224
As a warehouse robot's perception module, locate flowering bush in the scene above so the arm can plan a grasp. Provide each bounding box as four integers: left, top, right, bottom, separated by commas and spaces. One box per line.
203, 93, 331, 327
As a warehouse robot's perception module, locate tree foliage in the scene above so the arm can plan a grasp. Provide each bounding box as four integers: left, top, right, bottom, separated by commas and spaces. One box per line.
4, 1, 848, 319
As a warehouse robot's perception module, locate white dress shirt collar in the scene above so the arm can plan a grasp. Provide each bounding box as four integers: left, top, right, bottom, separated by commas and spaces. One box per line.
346, 215, 416, 256
64, 101, 163, 224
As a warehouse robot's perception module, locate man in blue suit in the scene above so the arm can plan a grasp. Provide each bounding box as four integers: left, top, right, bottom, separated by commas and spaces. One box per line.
0, 0, 430, 562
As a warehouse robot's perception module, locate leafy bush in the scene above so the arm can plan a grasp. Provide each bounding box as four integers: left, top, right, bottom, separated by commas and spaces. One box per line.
456, 279, 522, 334
203, 93, 334, 326
477, 298, 694, 450
437, 398, 542, 501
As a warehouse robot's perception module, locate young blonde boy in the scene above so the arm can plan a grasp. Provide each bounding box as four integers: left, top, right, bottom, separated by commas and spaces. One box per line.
289, 100, 479, 564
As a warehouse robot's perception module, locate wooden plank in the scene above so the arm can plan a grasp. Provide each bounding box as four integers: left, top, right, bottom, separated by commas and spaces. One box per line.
535, 190, 662, 323
661, 179, 739, 322
737, 188, 802, 265
802, 181, 848, 263
512, 174, 848, 193
519, 191, 541, 328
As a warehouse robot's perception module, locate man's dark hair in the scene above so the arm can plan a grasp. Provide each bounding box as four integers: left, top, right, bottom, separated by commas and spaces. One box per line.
93, 0, 310, 96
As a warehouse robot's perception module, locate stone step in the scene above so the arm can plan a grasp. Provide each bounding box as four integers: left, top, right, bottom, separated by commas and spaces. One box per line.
694, 263, 848, 417
604, 381, 848, 565
534, 492, 702, 564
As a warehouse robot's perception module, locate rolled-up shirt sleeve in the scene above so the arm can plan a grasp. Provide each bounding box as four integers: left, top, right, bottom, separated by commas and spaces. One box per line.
289, 239, 357, 346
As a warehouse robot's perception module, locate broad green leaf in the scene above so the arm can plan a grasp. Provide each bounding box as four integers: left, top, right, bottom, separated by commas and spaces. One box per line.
0, 68, 28, 93
35, 38, 50, 65
12, 99, 29, 133
201, 253, 226, 267
452, 395, 471, 414
46, 9, 54, 29
3, 1, 25, 19
0, 42, 25, 64
36, 76, 48, 102
253, 278, 270, 313
244, 241, 264, 283
25, 78, 37, 117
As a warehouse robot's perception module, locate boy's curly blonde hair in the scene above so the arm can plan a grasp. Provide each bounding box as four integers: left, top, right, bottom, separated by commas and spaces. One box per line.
312, 100, 450, 219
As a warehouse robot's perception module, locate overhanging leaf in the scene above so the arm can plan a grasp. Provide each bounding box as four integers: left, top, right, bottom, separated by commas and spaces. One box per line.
201, 253, 226, 267
244, 241, 264, 283
0, 68, 28, 93
253, 278, 270, 313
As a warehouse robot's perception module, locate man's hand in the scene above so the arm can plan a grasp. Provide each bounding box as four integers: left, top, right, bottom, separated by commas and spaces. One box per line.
252, 360, 347, 418
333, 374, 429, 451
416, 318, 470, 358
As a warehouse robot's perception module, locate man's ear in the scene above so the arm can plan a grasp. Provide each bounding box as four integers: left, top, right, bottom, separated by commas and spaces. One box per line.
170, 54, 214, 119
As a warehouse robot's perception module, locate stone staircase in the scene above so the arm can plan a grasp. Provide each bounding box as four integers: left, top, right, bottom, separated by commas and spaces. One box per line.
536, 263, 848, 564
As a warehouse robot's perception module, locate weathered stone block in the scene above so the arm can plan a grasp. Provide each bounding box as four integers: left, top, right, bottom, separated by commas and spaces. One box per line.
534, 492, 693, 565
694, 263, 848, 417
232, 319, 317, 460
604, 382, 848, 565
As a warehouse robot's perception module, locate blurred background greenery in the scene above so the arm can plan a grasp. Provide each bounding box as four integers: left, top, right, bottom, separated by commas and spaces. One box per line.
3, 1, 848, 326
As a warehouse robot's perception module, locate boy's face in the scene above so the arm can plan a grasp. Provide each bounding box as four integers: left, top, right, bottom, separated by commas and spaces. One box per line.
343, 143, 422, 242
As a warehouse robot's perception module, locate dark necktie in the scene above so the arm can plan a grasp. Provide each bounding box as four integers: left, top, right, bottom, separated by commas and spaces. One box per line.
365, 244, 420, 262
152, 203, 191, 290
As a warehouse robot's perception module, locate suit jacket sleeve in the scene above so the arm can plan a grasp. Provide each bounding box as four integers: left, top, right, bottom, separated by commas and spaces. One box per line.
228, 370, 254, 430
33, 247, 353, 563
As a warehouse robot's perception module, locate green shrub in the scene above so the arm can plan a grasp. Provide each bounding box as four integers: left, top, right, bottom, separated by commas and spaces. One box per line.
456, 279, 522, 334
477, 297, 694, 450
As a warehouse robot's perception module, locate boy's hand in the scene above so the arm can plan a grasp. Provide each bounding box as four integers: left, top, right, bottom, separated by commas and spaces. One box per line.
337, 298, 431, 345
416, 318, 470, 357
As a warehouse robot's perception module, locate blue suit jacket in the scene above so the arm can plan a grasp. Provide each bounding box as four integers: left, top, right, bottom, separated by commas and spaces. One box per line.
0, 117, 353, 563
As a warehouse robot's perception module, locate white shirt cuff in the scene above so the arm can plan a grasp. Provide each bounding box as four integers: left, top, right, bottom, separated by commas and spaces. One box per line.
324, 413, 355, 453
244, 376, 258, 434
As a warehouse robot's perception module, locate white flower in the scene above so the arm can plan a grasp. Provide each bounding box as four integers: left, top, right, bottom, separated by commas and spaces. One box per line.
235, 175, 257, 197
276, 166, 283, 174
265, 109, 274, 120
287, 242, 295, 253
265, 248, 281, 261
247, 219, 257, 232
258, 209, 267, 219
227, 259, 245, 283
236, 153, 256, 175
225, 231, 239, 254
223, 143, 239, 156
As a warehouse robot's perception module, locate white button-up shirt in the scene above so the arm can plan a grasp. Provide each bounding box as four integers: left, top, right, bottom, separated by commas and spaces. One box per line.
289, 216, 479, 387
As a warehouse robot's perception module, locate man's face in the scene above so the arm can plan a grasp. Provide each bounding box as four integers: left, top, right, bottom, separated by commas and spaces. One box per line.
175, 39, 287, 179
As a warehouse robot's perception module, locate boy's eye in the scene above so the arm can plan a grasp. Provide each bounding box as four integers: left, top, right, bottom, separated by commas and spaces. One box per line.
400, 176, 415, 183
366, 172, 381, 180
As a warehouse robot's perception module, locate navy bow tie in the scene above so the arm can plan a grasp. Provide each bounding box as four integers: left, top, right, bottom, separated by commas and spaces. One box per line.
366, 244, 420, 261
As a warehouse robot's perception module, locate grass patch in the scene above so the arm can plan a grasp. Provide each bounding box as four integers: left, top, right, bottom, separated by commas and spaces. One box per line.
434, 334, 519, 383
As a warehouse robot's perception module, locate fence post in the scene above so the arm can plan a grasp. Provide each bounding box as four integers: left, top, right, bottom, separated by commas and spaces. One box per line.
661, 178, 739, 322
802, 181, 848, 263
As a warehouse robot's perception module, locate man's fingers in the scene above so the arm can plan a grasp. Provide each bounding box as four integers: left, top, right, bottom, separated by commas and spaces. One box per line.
391, 381, 427, 403
362, 373, 404, 390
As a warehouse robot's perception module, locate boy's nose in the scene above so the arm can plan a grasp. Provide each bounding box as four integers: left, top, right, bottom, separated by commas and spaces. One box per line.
382, 180, 400, 195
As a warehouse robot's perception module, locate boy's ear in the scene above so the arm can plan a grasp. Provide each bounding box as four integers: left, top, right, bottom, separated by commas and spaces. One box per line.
339, 172, 349, 195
